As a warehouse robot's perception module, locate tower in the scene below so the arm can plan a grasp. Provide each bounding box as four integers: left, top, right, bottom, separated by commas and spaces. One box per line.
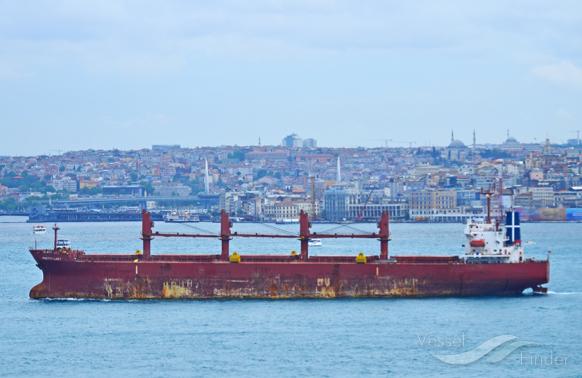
336, 156, 341, 183
544, 138, 551, 155
204, 158, 210, 194
472, 129, 477, 165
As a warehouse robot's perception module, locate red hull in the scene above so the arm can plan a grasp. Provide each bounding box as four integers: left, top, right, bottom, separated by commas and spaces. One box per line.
29, 250, 549, 299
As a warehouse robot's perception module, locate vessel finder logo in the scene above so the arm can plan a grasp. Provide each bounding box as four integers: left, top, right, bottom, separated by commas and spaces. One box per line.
432, 335, 536, 365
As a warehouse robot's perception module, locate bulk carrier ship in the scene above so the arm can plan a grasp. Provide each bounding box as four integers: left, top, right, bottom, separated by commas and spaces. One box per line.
29, 195, 549, 299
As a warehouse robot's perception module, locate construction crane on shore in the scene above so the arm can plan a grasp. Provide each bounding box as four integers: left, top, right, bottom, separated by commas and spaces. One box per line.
370, 139, 417, 148
356, 189, 375, 221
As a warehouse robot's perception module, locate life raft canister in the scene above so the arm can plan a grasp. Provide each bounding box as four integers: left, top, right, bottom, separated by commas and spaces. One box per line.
470, 239, 486, 247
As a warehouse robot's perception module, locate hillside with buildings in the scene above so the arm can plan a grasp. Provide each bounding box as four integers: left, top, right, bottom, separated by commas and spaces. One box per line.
1, 133, 582, 222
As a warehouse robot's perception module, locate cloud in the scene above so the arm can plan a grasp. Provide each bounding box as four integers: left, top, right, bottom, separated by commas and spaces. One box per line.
532, 61, 582, 89
2, 0, 581, 77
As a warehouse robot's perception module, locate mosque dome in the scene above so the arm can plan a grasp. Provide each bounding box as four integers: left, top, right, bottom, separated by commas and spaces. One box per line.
447, 131, 467, 149
448, 139, 466, 148
504, 137, 520, 145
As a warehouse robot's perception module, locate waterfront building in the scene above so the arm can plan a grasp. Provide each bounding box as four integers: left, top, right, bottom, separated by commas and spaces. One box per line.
347, 202, 409, 220
323, 186, 351, 221
529, 186, 556, 208
262, 199, 319, 221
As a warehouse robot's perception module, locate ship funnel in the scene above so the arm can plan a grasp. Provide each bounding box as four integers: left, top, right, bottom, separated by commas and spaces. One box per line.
505, 211, 521, 246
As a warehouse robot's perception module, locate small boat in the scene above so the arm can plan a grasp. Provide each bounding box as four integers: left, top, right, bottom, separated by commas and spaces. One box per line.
164, 210, 200, 223
308, 238, 322, 247
32, 225, 46, 234
275, 218, 299, 224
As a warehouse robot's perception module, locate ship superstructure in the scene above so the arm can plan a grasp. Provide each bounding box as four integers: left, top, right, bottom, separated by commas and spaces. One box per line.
464, 211, 524, 264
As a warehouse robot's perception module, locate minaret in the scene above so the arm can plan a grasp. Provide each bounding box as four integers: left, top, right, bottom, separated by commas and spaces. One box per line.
204, 158, 210, 194
336, 156, 341, 183
451, 130, 454, 143
472, 129, 477, 166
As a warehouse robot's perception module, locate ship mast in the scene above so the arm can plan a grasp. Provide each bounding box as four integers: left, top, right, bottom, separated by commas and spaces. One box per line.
52, 224, 59, 251
220, 210, 231, 261
481, 189, 493, 224
497, 166, 504, 228
379, 212, 389, 259
141, 210, 153, 259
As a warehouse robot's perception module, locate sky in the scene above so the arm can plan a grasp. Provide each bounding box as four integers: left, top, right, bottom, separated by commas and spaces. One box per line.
0, 0, 581, 155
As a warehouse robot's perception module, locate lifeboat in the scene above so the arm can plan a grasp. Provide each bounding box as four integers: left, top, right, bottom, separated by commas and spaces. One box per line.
470, 239, 486, 247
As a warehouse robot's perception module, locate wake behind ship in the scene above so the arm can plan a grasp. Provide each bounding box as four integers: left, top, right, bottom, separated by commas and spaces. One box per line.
28, 200, 549, 299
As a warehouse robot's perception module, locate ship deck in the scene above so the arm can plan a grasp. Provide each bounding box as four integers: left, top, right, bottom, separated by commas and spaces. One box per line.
33, 249, 473, 264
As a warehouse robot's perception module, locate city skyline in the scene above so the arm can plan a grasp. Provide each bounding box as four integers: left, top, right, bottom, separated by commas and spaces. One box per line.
0, 129, 579, 158
2, 136, 581, 223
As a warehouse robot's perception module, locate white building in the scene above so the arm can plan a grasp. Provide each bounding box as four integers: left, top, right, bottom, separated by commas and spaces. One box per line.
51, 177, 78, 192
529, 186, 555, 207
262, 199, 319, 220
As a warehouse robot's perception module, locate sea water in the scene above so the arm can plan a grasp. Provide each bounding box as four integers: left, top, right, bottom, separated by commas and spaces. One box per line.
0, 218, 580, 377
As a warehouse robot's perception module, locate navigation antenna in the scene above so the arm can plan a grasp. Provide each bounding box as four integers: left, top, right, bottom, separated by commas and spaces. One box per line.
52, 224, 60, 251
480, 189, 494, 224
498, 168, 504, 227
310, 176, 316, 220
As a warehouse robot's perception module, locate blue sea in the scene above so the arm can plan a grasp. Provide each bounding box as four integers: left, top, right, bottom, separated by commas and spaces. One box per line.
0, 218, 580, 377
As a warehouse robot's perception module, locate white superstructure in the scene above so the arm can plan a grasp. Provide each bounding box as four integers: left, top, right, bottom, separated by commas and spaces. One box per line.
463, 211, 524, 263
